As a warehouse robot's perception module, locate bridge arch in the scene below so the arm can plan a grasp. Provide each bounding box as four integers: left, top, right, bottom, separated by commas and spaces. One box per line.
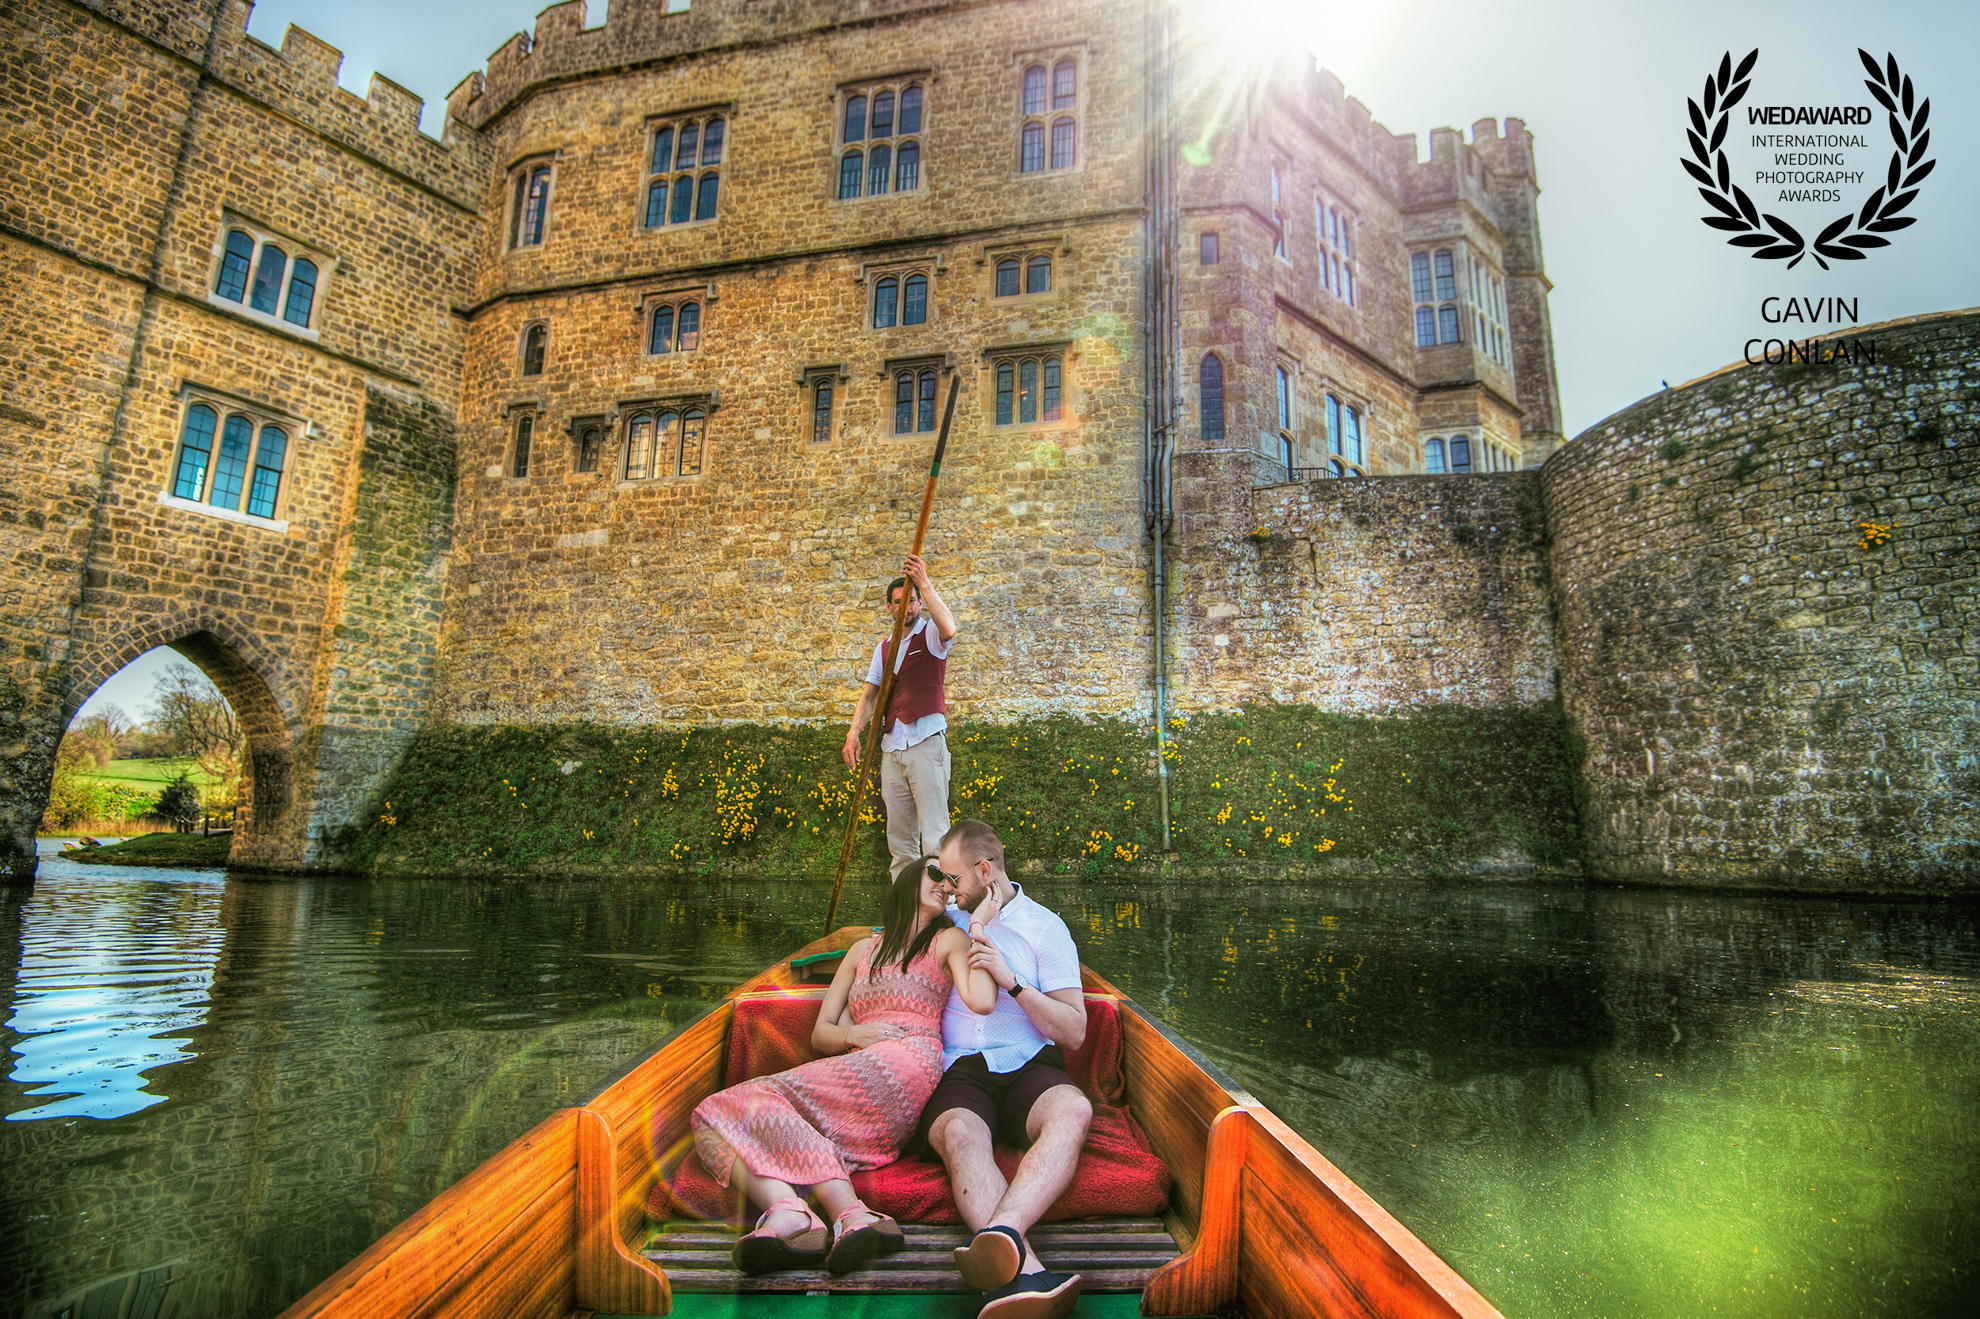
64, 606, 308, 869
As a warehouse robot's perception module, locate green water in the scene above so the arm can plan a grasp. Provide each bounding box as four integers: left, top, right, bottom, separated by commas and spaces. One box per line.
2, 858, 1975, 1318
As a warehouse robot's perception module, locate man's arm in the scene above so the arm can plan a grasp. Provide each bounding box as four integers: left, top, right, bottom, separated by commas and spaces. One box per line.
842, 681, 880, 769
967, 935, 1089, 1051
904, 554, 958, 644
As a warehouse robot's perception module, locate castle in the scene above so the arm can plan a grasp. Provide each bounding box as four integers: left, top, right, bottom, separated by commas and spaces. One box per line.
2, 0, 1971, 890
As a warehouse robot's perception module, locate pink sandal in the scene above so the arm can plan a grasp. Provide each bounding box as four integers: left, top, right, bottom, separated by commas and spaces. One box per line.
733, 1196, 828, 1275
826, 1199, 905, 1274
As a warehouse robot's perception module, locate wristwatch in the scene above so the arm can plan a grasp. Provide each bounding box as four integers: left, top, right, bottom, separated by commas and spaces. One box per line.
1008, 973, 1030, 999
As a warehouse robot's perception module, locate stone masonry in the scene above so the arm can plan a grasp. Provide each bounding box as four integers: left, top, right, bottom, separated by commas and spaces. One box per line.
1544, 311, 1979, 893
6, 0, 1968, 890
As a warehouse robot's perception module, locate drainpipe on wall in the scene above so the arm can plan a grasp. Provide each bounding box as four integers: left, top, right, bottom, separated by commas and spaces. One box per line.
1144, 0, 1179, 851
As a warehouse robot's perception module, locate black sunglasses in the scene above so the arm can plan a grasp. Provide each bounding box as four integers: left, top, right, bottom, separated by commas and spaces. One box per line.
925, 861, 965, 888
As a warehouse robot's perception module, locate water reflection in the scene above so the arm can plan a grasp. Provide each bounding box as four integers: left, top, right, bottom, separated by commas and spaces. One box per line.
0, 866, 1974, 1319
6, 871, 224, 1121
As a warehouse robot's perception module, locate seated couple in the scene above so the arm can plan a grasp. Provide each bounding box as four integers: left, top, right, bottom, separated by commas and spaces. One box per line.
689, 818, 1091, 1319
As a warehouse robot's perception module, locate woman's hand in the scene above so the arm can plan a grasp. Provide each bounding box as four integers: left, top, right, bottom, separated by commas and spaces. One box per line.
845, 1022, 907, 1049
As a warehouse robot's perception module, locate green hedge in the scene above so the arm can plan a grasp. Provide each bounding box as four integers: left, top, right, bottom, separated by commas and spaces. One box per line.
344, 704, 1583, 880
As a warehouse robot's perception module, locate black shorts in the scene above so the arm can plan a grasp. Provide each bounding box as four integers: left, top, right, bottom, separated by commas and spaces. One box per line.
915, 1046, 1075, 1149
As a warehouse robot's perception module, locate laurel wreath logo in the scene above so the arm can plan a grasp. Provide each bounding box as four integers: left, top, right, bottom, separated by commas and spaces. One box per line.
1683, 49, 1935, 271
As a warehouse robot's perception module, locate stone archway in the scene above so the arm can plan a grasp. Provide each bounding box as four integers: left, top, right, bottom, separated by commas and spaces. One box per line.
51, 612, 304, 875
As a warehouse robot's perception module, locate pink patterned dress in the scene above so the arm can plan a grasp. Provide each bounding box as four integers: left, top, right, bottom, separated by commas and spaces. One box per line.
692, 939, 949, 1188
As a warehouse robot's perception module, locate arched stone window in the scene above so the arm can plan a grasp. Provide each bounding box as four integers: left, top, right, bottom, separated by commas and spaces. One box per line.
511, 413, 534, 478
869, 263, 935, 329
247, 244, 285, 315
1316, 195, 1356, 307
521, 324, 547, 376
812, 378, 835, 445
1198, 354, 1224, 443
1448, 437, 1472, 473
1324, 394, 1364, 474
215, 231, 253, 302
168, 394, 293, 525
992, 349, 1065, 426
647, 298, 702, 354
576, 423, 602, 473
209, 222, 329, 333
1424, 437, 1446, 473
838, 80, 925, 199
993, 251, 1054, 299
1022, 67, 1046, 115
1019, 56, 1080, 174
894, 368, 938, 434
1274, 365, 1295, 474
644, 115, 724, 228
508, 160, 553, 249
621, 403, 709, 479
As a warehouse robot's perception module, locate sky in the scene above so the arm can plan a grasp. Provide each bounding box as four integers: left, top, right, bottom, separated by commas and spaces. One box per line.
80, 1, 1974, 720
74, 648, 215, 726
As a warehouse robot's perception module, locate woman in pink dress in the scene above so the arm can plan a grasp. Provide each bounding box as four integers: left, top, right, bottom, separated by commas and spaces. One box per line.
691, 858, 997, 1274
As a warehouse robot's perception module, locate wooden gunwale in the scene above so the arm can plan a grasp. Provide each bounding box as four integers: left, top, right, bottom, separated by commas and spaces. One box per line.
280, 927, 1502, 1319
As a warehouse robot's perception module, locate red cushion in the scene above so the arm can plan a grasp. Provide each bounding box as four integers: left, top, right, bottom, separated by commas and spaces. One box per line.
649, 991, 1171, 1225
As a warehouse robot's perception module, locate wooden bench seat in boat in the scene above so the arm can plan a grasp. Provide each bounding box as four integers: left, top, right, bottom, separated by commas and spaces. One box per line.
644, 985, 1178, 1289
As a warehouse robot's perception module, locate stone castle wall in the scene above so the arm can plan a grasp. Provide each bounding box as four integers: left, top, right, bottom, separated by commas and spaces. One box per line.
1543, 311, 1979, 893
439, 0, 1158, 728
1170, 473, 1556, 713
0, 0, 480, 875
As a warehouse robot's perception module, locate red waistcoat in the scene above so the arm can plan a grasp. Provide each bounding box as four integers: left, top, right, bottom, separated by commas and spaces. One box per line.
881, 624, 947, 726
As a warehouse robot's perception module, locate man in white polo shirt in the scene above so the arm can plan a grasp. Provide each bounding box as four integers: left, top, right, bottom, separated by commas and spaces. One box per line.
915, 818, 1091, 1319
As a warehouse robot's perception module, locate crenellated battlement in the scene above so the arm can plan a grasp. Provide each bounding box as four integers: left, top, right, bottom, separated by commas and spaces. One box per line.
450, 0, 953, 132
69, 0, 491, 206
1398, 117, 1536, 216
214, 2, 492, 204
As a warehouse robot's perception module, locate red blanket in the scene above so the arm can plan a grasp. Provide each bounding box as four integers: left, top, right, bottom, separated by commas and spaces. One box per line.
648, 991, 1171, 1225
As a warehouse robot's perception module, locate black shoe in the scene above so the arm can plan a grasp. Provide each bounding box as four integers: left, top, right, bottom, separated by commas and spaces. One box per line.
977, 1269, 1082, 1319
955, 1224, 1027, 1290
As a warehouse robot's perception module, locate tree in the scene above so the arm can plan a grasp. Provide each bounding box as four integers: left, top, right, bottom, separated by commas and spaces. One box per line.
157, 774, 202, 833
145, 662, 242, 762
66, 703, 133, 767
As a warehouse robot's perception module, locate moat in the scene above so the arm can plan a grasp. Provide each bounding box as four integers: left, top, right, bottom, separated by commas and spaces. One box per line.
3, 855, 1975, 1319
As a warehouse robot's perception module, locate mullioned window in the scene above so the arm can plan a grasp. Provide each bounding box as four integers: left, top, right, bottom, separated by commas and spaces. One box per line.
644, 113, 725, 228
1017, 55, 1080, 175
838, 79, 926, 200
207, 217, 328, 335
165, 389, 294, 527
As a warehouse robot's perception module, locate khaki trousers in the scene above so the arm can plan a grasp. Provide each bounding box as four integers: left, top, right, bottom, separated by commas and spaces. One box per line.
880, 732, 951, 885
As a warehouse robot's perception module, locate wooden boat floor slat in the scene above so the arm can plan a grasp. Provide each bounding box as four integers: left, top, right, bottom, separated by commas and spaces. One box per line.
654, 1267, 1167, 1293
644, 1216, 1179, 1294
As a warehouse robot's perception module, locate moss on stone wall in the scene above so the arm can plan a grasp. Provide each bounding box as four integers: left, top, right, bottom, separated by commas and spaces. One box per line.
346, 703, 1582, 881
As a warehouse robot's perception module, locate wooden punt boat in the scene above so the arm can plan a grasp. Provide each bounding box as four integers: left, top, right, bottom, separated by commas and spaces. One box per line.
278, 926, 1504, 1319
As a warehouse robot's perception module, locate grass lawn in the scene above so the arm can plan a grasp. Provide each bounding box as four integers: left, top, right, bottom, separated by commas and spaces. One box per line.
70, 757, 225, 790
64, 831, 232, 867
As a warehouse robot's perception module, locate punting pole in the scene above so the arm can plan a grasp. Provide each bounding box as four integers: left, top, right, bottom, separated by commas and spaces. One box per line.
825, 375, 962, 934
